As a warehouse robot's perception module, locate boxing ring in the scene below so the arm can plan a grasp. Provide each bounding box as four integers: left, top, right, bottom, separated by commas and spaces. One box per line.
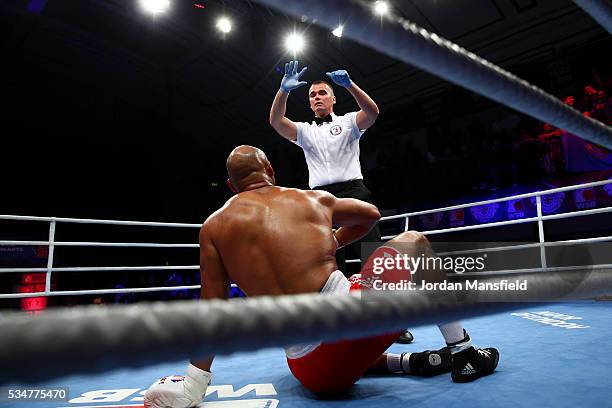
1, 179, 611, 408
2, 0, 612, 406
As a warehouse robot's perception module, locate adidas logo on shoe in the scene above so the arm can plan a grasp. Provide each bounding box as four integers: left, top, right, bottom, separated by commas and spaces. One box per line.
460, 363, 477, 376
451, 346, 499, 383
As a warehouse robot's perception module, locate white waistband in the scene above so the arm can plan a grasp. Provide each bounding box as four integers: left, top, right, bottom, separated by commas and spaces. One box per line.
285, 270, 349, 359
320, 269, 351, 295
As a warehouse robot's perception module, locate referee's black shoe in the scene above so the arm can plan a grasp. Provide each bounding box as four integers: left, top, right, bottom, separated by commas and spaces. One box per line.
395, 330, 414, 344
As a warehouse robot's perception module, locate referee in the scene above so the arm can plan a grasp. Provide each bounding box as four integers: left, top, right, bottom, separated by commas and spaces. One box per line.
269, 61, 412, 344
269, 60, 381, 272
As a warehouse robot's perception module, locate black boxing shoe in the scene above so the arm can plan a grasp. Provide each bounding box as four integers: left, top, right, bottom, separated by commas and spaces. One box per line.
396, 330, 414, 344
451, 346, 499, 383
404, 347, 451, 377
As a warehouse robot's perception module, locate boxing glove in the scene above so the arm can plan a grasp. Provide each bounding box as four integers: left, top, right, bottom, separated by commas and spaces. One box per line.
144, 364, 212, 408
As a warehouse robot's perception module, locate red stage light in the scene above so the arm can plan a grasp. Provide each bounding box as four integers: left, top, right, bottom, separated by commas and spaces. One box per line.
22, 273, 46, 284
21, 297, 47, 311
19, 273, 48, 313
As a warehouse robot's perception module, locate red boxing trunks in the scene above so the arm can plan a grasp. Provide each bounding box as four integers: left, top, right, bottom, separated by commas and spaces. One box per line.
287, 245, 410, 393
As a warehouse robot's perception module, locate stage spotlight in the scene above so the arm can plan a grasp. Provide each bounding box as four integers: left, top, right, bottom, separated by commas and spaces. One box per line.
373, 1, 389, 16
139, 0, 170, 14
216, 17, 232, 34
332, 25, 344, 38
285, 32, 306, 54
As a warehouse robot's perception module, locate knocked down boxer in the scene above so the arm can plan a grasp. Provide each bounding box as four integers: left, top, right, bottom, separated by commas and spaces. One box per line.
144, 146, 499, 407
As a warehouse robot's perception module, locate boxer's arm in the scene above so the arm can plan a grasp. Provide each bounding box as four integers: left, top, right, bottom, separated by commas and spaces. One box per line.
144, 227, 222, 408
270, 89, 298, 141
330, 196, 381, 248
199, 227, 230, 300
194, 226, 230, 373
347, 83, 379, 130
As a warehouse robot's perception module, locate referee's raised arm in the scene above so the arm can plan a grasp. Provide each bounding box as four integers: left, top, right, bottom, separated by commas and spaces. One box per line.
269, 60, 307, 142
326, 69, 379, 130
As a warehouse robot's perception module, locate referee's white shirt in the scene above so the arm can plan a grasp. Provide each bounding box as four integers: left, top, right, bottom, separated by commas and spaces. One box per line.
293, 111, 365, 188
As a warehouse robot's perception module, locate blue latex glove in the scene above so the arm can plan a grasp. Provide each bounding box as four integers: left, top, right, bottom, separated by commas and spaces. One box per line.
280, 60, 308, 93
326, 69, 352, 88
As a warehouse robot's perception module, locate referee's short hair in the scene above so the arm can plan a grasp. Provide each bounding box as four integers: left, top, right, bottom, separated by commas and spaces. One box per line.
311, 79, 335, 95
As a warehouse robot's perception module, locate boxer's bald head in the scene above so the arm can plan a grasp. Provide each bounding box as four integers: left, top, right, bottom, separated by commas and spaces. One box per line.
226, 145, 275, 192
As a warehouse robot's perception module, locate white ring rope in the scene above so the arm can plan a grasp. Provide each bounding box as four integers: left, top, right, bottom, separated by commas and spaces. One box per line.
435, 235, 612, 257
3, 179, 609, 226
0, 285, 203, 300
0, 215, 200, 228
0, 241, 199, 248
0, 265, 199, 274
380, 179, 612, 220
254, 0, 612, 149
381, 206, 612, 240
457, 263, 612, 277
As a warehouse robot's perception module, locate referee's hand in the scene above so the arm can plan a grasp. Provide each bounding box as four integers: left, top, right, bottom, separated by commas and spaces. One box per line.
280, 60, 308, 93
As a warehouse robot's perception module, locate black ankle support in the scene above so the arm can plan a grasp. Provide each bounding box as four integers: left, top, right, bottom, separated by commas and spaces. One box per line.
407, 348, 451, 377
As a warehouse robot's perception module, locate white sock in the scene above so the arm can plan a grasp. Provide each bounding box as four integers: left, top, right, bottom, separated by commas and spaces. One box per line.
439, 322, 473, 354
438, 321, 466, 344
385, 353, 414, 374
401, 353, 412, 373
386, 353, 403, 374
387, 353, 412, 374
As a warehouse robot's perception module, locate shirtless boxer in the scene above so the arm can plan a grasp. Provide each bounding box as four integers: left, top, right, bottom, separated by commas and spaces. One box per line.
144, 145, 499, 407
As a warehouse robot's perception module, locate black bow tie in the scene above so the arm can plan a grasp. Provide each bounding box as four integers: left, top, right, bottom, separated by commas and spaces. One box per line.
314, 115, 333, 125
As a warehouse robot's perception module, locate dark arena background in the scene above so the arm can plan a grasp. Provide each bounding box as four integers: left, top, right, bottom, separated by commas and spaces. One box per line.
0, 1, 611, 407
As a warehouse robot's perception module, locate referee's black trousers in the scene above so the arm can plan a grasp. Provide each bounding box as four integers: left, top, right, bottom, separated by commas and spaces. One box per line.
314, 179, 381, 276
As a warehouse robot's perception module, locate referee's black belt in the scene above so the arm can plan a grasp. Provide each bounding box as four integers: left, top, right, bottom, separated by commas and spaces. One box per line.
313, 179, 372, 202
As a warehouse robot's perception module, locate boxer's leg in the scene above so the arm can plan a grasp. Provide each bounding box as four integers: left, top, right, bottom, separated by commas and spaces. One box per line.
366, 348, 451, 377
287, 332, 401, 394
361, 233, 450, 377
287, 247, 404, 394
384, 231, 499, 383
